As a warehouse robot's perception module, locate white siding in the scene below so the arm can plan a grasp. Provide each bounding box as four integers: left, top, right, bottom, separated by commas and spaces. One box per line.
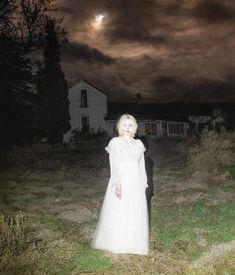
64, 80, 108, 142
69, 80, 107, 131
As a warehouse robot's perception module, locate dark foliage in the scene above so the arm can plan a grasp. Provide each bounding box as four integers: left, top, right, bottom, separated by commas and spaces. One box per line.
0, 0, 67, 158
37, 20, 70, 145
0, 34, 36, 154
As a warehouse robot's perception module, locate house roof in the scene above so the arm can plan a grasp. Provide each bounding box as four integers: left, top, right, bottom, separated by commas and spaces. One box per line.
106, 102, 235, 122
70, 79, 108, 97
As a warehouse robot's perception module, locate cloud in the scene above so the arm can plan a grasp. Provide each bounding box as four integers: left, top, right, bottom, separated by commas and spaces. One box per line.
192, 0, 235, 23
56, 0, 235, 102
61, 42, 116, 65
148, 75, 235, 102
105, 29, 169, 46
103, 1, 163, 45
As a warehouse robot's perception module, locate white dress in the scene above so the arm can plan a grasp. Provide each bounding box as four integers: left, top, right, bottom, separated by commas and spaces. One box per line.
91, 136, 149, 255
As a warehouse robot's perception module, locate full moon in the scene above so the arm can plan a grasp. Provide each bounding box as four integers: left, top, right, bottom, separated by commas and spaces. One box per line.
92, 14, 105, 30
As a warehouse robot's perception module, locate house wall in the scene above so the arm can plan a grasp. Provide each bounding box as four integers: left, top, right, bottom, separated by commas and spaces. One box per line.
69, 80, 108, 132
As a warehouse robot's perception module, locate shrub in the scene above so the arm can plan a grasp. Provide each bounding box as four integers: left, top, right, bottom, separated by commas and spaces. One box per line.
186, 131, 235, 172
69, 128, 108, 144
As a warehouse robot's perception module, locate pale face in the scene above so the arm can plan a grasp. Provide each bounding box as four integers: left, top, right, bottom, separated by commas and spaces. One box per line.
120, 119, 134, 137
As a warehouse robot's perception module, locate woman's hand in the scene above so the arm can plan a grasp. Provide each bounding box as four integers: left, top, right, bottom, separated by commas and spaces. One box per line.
115, 184, 122, 200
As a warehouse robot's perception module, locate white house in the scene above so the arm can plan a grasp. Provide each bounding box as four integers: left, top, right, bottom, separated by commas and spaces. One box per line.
63, 80, 108, 142
64, 80, 231, 142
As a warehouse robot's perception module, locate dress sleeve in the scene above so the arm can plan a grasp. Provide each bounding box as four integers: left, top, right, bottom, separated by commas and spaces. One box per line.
138, 140, 148, 188
105, 138, 121, 188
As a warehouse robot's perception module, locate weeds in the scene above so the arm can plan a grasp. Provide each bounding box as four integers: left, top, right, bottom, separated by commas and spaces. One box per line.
0, 213, 28, 274
0, 213, 27, 257
0, 211, 111, 274
186, 131, 234, 172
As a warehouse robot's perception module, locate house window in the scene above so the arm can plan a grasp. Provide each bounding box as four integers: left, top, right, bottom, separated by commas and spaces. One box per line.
81, 116, 89, 132
145, 122, 157, 135
81, 89, 88, 108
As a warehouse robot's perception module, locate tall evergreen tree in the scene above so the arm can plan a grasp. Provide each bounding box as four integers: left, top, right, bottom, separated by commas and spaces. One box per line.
37, 20, 70, 145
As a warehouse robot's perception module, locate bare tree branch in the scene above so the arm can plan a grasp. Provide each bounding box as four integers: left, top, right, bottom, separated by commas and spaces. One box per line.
0, 0, 15, 19
0, 0, 67, 53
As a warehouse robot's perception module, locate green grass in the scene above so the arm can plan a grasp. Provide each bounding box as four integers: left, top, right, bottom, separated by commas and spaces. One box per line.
219, 165, 235, 180
223, 186, 235, 193
37, 213, 61, 227
151, 201, 235, 259
72, 243, 111, 272
30, 243, 111, 275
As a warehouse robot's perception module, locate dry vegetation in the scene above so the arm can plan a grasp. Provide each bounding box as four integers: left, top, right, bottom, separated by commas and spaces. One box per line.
186, 131, 235, 172
0, 133, 235, 274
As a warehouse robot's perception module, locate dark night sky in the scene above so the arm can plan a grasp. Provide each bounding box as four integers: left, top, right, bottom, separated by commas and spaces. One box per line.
55, 0, 235, 102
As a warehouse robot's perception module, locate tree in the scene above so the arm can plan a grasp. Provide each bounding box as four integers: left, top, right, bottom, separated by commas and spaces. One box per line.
0, 0, 67, 52
37, 20, 70, 145
0, 0, 16, 34
0, 0, 67, 155
0, 34, 35, 153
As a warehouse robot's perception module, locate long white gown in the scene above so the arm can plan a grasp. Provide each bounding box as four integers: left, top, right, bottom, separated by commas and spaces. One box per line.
91, 136, 149, 255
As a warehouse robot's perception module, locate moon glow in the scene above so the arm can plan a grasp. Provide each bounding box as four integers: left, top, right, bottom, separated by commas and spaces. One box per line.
93, 14, 105, 30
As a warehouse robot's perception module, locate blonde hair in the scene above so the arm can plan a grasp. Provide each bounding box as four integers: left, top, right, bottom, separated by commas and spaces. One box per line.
117, 114, 138, 137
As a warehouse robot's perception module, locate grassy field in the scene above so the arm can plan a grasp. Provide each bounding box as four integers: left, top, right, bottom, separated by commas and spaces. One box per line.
0, 139, 235, 274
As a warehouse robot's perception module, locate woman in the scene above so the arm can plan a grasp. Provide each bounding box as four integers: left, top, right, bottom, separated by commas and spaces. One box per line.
91, 114, 149, 255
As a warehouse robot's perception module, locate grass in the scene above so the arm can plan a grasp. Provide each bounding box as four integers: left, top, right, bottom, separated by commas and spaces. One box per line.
219, 165, 235, 180
223, 186, 235, 193
0, 213, 27, 256
73, 243, 111, 273
1, 184, 235, 274
185, 131, 234, 173
77, 191, 105, 201
30, 241, 111, 275
151, 201, 235, 259
1, 138, 234, 274
35, 213, 63, 233
0, 212, 111, 274
186, 251, 235, 275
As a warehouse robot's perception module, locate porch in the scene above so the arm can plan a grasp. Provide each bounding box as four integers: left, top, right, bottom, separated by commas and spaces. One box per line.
107, 119, 189, 138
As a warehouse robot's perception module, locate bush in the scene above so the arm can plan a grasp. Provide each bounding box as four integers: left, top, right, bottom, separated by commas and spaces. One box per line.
69, 128, 108, 144
186, 131, 235, 172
